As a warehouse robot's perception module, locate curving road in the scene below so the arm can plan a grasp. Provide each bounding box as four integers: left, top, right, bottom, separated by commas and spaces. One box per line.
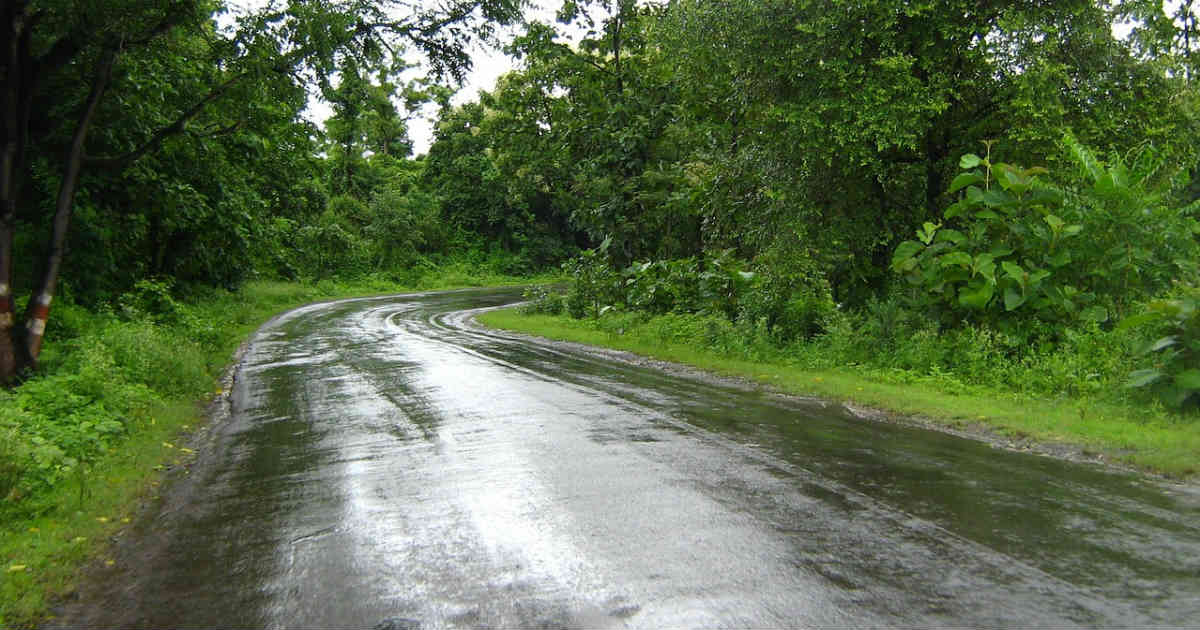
56, 288, 1200, 628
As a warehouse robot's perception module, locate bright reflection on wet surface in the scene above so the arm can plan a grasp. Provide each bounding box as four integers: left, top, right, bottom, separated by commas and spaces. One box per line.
57, 288, 1200, 628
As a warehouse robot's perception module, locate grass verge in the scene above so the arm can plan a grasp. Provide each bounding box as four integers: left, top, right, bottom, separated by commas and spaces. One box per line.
476, 308, 1200, 480
0, 273, 553, 628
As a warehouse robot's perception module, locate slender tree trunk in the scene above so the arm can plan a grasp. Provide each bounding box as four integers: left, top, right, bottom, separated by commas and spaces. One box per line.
0, 1, 33, 382
22, 48, 116, 364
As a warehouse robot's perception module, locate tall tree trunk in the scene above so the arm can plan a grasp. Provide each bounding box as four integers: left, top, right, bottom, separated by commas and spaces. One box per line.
22, 48, 116, 364
0, 1, 33, 382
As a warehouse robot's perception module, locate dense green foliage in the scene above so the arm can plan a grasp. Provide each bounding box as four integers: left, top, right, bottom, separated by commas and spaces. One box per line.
5, 0, 1197, 511
446, 0, 1200, 415
1, 0, 527, 382
4, 0, 1200, 620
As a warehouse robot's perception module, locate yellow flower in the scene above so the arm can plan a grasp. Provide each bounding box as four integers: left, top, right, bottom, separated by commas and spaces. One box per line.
104, 559, 115, 567
8, 564, 27, 572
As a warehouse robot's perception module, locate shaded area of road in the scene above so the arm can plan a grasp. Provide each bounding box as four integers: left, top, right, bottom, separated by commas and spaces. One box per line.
55, 288, 1200, 628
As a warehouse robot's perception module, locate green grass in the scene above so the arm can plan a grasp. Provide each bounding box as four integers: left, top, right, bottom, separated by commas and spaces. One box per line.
477, 308, 1200, 479
0, 272, 556, 628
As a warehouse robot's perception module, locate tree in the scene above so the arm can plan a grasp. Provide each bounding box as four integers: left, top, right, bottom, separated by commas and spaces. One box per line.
0, 0, 521, 382
651, 0, 1197, 303
496, 2, 699, 264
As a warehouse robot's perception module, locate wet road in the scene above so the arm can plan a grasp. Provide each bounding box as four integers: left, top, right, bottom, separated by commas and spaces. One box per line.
61, 288, 1200, 628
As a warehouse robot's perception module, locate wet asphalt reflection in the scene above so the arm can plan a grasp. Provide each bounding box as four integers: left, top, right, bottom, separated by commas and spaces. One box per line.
62, 289, 1200, 628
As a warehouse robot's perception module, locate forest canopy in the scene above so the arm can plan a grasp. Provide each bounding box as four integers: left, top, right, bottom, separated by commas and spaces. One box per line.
1, 0, 1198, 398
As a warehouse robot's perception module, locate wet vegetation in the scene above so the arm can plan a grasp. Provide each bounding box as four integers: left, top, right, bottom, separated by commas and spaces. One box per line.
3, 0, 1200, 624
473, 1, 1200, 473
0, 274, 548, 626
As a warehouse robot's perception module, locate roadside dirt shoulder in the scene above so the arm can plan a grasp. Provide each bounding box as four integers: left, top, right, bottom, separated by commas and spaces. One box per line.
468, 313, 1199, 494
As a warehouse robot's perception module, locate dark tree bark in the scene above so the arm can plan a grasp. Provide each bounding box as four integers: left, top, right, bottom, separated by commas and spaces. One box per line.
23, 48, 117, 364
1, 1, 36, 381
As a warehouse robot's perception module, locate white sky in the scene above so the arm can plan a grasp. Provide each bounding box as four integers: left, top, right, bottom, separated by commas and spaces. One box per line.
219, 0, 1172, 156
222, 0, 564, 155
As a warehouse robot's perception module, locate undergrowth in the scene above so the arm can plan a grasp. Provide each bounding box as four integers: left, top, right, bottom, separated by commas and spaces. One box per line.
478, 306, 1200, 478
0, 267, 554, 628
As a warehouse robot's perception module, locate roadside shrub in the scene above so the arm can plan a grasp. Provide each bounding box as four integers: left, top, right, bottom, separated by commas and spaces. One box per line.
519, 285, 564, 315
802, 307, 862, 369
741, 227, 835, 342
859, 296, 912, 348
696, 249, 755, 318
0, 335, 162, 503
118, 277, 182, 324
563, 245, 620, 319
49, 318, 207, 401
622, 260, 684, 313
0, 422, 27, 501
43, 296, 102, 344
643, 312, 734, 349
888, 324, 952, 373
891, 139, 1197, 329
1120, 283, 1200, 409
594, 309, 647, 337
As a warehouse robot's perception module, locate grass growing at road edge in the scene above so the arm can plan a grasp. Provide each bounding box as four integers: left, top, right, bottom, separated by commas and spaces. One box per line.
476, 308, 1200, 479
0, 273, 555, 628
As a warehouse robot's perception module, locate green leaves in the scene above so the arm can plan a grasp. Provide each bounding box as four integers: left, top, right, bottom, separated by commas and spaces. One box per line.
1126, 368, 1166, 388
916, 222, 941, 245
1174, 369, 1200, 390
891, 241, 924, 272
890, 141, 1175, 327
958, 280, 995, 310
948, 172, 985, 193
1119, 287, 1200, 408
1003, 287, 1026, 311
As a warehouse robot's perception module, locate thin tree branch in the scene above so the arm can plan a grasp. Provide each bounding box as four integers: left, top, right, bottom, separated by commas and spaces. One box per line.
83, 72, 244, 170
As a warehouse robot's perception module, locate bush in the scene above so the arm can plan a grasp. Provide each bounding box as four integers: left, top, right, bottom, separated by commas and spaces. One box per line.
0, 422, 27, 501
0, 334, 164, 504
1120, 283, 1200, 409
95, 322, 208, 397
563, 245, 620, 319
518, 285, 564, 315
117, 277, 182, 324
738, 228, 835, 342
891, 139, 1198, 328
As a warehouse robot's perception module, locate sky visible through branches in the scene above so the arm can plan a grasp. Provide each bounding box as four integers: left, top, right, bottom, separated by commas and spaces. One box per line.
221, 0, 565, 154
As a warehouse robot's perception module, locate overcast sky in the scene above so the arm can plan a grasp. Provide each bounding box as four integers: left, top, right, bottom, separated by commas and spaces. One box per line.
222, 0, 565, 155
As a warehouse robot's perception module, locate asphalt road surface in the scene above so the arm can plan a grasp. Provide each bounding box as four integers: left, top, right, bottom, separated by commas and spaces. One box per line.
55, 288, 1200, 628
